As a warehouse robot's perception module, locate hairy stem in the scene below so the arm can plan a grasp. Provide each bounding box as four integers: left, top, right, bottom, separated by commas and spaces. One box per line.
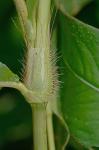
14, 0, 56, 149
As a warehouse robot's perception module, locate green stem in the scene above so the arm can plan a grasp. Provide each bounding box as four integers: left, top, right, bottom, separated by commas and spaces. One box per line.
35, 0, 51, 48
31, 103, 48, 150
14, 0, 56, 150
47, 103, 56, 150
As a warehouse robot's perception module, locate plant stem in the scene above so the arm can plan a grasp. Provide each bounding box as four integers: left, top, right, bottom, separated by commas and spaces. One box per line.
47, 103, 56, 150
31, 103, 47, 150
36, 0, 51, 48
14, 0, 56, 150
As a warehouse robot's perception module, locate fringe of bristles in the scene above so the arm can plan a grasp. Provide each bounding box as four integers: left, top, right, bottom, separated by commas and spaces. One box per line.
19, 47, 60, 97
18, 7, 60, 97
49, 48, 61, 95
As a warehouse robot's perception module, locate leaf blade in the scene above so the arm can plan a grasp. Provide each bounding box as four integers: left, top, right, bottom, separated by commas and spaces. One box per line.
59, 12, 99, 147
61, 64, 99, 148
0, 62, 19, 82
60, 13, 99, 91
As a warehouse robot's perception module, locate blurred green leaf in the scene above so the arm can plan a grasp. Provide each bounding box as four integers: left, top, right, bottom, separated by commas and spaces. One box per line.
59, 12, 99, 147
0, 62, 19, 82
55, 0, 92, 15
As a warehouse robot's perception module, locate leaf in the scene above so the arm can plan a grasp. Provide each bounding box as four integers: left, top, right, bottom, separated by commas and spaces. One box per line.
0, 62, 19, 82
61, 64, 99, 148
55, 0, 92, 15
59, 13, 99, 147
60, 13, 99, 92
53, 114, 70, 150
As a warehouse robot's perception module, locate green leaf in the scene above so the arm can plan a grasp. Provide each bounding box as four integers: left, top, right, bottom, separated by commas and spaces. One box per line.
55, 0, 92, 15
60, 13, 99, 92
61, 64, 99, 148
0, 62, 19, 82
53, 114, 70, 150
59, 13, 99, 147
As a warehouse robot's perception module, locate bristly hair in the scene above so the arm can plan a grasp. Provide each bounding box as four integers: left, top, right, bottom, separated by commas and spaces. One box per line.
19, 47, 27, 81
49, 48, 61, 96
19, 3, 60, 100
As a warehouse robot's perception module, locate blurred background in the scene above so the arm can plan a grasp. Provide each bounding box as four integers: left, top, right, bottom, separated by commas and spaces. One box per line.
0, 0, 32, 149
0, 0, 99, 149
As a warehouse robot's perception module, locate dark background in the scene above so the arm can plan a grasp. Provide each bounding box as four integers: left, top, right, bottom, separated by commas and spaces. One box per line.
0, 0, 99, 149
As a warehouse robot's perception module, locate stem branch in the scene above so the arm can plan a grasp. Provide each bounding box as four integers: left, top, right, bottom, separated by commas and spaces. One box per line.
47, 103, 56, 150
